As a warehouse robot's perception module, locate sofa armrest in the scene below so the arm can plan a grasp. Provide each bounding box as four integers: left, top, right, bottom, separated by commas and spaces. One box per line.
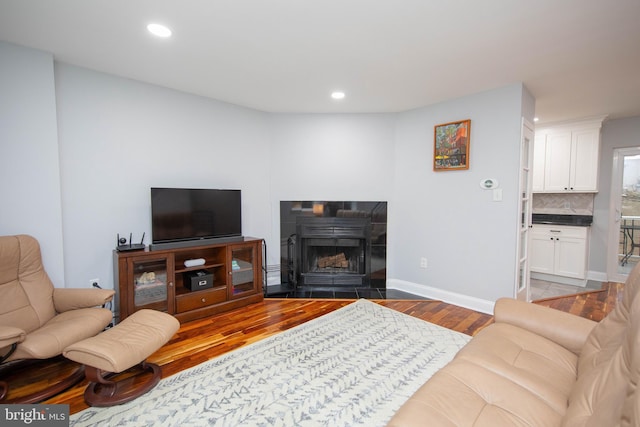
53, 288, 115, 313
494, 298, 597, 355
0, 325, 26, 348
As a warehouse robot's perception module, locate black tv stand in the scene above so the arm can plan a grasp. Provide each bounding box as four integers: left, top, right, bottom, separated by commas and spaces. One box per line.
149, 236, 244, 251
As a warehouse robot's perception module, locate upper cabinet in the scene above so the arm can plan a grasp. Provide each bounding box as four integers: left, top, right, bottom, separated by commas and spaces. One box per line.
532, 118, 605, 193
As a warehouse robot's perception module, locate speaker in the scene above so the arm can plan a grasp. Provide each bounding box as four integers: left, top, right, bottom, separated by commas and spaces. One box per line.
184, 258, 206, 268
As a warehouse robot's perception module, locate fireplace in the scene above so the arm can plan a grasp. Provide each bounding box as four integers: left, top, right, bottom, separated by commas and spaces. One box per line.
280, 201, 387, 290
295, 217, 371, 287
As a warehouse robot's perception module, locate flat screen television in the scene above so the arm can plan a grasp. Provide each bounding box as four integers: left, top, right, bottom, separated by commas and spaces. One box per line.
151, 188, 241, 246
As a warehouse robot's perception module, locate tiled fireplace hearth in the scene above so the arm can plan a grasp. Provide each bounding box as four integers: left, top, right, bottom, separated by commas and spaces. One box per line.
280, 201, 387, 291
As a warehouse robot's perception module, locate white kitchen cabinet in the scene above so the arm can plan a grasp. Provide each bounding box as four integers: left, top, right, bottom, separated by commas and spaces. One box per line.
543, 131, 573, 191
529, 230, 556, 274
529, 225, 588, 279
532, 133, 547, 192
570, 128, 601, 191
532, 118, 603, 193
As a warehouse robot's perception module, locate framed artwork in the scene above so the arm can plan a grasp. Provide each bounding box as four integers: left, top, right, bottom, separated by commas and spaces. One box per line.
434, 119, 471, 171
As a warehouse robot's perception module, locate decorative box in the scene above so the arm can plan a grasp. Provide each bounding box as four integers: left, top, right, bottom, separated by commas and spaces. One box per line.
184, 270, 213, 291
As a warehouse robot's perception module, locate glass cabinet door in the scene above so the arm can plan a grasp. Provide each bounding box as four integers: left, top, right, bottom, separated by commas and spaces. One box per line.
229, 243, 258, 298
129, 255, 173, 313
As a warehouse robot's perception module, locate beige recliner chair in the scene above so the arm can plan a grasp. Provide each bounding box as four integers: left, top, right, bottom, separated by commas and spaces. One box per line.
0, 234, 115, 403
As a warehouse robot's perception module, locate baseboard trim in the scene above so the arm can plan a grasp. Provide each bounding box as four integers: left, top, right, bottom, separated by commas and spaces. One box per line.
386, 279, 495, 315
530, 272, 587, 287
587, 270, 608, 282
267, 277, 281, 286
265, 265, 282, 286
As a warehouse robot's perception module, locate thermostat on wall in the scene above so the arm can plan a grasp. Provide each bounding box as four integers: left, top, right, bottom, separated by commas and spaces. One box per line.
480, 178, 499, 189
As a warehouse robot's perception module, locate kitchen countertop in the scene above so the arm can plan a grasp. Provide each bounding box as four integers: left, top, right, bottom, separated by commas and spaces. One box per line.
532, 214, 593, 227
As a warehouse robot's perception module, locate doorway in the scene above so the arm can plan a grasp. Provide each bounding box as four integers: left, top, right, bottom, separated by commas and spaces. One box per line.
516, 119, 534, 301
608, 147, 640, 283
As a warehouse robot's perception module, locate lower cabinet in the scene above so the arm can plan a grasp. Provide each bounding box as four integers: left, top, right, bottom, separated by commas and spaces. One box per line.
530, 225, 588, 279
114, 237, 264, 323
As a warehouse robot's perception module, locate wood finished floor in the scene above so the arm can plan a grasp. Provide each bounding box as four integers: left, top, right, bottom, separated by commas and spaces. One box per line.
8, 282, 624, 415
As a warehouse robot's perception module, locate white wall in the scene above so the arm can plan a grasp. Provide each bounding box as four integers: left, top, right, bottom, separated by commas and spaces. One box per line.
3, 42, 532, 309
591, 116, 640, 275
389, 84, 529, 308
270, 84, 531, 311
0, 42, 66, 286
268, 113, 396, 283
269, 114, 396, 201
54, 63, 273, 289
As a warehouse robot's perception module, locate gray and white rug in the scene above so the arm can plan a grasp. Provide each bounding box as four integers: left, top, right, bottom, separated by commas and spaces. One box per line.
71, 299, 470, 426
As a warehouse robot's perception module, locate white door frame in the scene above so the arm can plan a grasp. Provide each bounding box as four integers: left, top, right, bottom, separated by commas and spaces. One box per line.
607, 147, 640, 283
515, 118, 535, 301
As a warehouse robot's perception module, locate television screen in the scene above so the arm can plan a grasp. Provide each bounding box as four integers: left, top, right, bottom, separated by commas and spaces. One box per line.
151, 188, 241, 244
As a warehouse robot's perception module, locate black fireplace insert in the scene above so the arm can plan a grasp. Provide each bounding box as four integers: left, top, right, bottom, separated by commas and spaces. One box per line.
280, 201, 387, 290
293, 217, 371, 287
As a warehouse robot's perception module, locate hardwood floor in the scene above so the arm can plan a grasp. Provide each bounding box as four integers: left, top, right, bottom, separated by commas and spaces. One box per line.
5, 282, 623, 415
533, 281, 624, 322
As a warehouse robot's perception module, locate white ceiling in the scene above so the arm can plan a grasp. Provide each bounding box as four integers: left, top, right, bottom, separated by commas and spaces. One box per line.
1, 0, 639, 124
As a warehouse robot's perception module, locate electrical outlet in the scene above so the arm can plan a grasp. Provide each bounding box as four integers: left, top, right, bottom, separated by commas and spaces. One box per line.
90, 278, 100, 288
420, 257, 428, 269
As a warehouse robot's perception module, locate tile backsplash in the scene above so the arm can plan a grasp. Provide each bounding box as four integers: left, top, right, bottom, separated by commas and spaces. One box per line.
532, 193, 594, 215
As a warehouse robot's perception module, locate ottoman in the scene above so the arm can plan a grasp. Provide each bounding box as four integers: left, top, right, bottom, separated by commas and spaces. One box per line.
63, 309, 180, 407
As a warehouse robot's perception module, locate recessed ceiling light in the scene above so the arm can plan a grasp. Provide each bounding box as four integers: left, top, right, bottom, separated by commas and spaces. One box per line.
533, 117, 539, 122
147, 23, 172, 38
331, 91, 345, 100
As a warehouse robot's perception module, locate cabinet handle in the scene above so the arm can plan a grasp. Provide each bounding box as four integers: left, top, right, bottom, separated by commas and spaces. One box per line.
550, 237, 554, 240
556, 238, 560, 241
169, 282, 174, 287
201, 298, 206, 303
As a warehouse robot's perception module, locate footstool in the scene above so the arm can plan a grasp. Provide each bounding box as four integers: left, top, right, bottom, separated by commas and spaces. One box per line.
63, 309, 180, 407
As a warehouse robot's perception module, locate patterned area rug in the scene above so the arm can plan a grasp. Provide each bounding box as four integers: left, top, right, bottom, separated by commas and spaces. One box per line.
71, 299, 470, 426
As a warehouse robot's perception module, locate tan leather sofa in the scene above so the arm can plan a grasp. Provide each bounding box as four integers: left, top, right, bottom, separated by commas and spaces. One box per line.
388, 265, 640, 426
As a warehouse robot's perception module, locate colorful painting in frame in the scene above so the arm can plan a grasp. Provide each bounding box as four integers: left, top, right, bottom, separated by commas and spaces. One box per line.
434, 119, 471, 171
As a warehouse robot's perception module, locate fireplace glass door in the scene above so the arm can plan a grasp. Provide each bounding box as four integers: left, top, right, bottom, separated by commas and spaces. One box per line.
296, 217, 371, 287
300, 237, 367, 285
